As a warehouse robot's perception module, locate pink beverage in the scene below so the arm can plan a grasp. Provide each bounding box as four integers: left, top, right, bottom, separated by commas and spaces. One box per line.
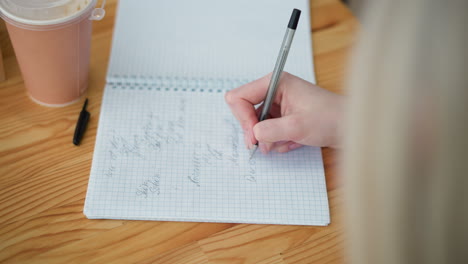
0, 0, 105, 106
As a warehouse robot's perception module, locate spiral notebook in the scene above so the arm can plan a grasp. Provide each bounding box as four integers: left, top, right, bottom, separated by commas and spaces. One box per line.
84, 0, 330, 226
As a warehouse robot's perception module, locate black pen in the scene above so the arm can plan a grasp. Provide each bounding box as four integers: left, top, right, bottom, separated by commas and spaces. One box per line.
73, 98, 90, 146
250, 9, 301, 159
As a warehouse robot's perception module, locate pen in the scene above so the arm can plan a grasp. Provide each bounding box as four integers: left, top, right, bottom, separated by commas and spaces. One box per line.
73, 98, 90, 146
250, 8, 301, 159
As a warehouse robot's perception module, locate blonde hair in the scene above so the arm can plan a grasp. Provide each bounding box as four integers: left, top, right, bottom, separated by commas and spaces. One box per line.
344, 0, 468, 263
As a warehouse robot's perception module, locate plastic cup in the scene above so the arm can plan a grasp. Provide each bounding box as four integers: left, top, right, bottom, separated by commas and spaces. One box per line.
0, 0, 105, 107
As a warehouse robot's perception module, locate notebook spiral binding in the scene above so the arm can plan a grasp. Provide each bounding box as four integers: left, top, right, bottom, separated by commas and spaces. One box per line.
107, 74, 251, 93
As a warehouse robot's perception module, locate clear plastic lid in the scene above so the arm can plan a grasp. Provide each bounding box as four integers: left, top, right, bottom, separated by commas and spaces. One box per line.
0, 0, 92, 20
0, 0, 106, 29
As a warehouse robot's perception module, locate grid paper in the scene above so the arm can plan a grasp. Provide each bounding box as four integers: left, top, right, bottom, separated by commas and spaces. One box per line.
84, 85, 330, 225
106, 0, 316, 84
83, 0, 330, 226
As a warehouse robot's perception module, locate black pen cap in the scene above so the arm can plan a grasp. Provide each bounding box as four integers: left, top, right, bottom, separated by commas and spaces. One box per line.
288, 9, 301, 30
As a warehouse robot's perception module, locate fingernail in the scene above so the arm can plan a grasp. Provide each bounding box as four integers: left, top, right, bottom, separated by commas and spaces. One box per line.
247, 129, 254, 149
248, 129, 254, 142
277, 144, 289, 153
244, 134, 250, 149
259, 142, 268, 154
289, 143, 302, 150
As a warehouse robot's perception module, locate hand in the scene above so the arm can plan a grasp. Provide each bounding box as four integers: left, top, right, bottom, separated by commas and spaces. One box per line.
225, 72, 344, 154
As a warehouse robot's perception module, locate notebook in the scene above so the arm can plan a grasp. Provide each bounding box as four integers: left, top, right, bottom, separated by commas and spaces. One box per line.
84, 0, 330, 226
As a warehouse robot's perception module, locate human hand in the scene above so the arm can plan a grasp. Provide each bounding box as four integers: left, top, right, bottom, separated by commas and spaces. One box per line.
225, 72, 344, 154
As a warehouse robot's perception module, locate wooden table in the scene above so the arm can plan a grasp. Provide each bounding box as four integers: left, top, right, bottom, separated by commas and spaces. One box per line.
0, 45, 5, 82
0, 0, 358, 263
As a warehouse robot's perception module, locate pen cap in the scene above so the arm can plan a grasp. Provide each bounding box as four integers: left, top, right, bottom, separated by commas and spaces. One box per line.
288, 9, 301, 30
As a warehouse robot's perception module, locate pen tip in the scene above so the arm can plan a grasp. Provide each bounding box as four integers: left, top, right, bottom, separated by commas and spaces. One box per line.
83, 98, 89, 111
249, 145, 258, 160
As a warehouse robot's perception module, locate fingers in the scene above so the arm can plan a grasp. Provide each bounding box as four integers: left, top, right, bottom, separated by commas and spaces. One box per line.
253, 115, 303, 154
272, 141, 303, 153
225, 74, 278, 146
228, 73, 272, 105
262, 141, 287, 154
256, 103, 281, 119
253, 115, 301, 144
257, 141, 304, 154
226, 72, 302, 152
259, 142, 270, 154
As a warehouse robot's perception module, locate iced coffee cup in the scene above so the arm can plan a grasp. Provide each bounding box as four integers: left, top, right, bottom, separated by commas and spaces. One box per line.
0, 0, 105, 107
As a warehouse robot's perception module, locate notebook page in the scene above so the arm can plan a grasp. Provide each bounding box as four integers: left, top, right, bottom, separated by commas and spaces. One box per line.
85, 84, 330, 225
84, 0, 330, 225
107, 0, 316, 84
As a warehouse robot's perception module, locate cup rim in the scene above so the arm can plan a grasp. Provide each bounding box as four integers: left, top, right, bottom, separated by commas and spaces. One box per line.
0, 0, 97, 29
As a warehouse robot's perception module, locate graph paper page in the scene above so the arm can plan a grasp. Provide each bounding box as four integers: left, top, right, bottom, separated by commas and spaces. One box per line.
84, 85, 330, 226
107, 0, 316, 84
84, 0, 330, 225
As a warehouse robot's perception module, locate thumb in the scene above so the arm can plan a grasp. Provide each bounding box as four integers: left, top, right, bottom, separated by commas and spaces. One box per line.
253, 115, 301, 143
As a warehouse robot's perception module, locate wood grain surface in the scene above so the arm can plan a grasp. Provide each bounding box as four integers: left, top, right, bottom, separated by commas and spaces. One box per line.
0, 0, 358, 263
0, 45, 4, 82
